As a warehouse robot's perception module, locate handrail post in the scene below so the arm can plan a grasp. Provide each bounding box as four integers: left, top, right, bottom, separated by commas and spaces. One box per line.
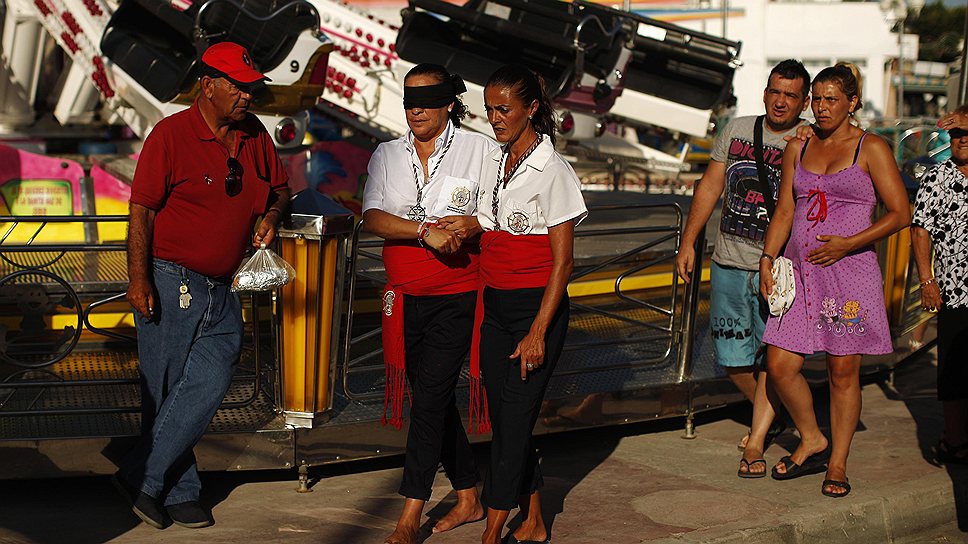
676, 226, 705, 383
677, 226, 704, 439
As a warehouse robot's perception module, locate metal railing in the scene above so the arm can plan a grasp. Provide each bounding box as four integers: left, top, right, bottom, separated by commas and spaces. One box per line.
338, 202, 701, 403
0, 215, 269, 418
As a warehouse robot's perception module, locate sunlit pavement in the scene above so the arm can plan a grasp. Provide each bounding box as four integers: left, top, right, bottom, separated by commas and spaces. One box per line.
1, 346, 966, 543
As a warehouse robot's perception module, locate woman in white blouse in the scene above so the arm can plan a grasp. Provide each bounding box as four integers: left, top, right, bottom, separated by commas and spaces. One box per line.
362, 63, 498, 544
473, 64, 587, 544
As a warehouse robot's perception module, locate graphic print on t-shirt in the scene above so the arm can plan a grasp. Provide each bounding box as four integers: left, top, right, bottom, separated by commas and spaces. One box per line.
719, 137, 784, 243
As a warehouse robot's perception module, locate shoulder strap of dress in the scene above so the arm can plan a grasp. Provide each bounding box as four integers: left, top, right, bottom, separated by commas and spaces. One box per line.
798, 137, 809, 163
852, 132, 867, 165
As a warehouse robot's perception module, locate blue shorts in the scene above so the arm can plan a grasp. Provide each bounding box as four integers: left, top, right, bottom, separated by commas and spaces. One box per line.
709, 261, 769, 368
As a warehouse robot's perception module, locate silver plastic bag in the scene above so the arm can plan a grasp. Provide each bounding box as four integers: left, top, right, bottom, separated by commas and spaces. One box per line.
232, 244, 295, 292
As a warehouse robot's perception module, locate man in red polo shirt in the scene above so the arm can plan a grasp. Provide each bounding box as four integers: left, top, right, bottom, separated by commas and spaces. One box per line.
115, 42, 290, 529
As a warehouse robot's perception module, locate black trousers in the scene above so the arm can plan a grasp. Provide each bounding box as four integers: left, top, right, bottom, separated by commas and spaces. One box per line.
937, 306, 968, 401
480, 286, 569, 510
399, 291, 479, 500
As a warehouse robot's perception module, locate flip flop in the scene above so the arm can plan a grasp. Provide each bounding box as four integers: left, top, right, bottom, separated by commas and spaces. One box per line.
771, 450, 830, 481
737, 458, 767, 479
765, 419, 788, 448
821, 478, 851, 498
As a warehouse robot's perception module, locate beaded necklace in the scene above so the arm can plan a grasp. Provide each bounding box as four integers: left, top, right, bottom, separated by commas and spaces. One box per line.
407, 129, 456, 222
491, 134, 543, 231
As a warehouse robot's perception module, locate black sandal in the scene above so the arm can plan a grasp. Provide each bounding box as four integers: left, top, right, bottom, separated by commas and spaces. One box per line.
821, 478, 851, 498
771, 450, 830, 481
737, 419, 788, 452
936, 440, 968, 465
738, 458, 767, 479
765, 419, 788, 448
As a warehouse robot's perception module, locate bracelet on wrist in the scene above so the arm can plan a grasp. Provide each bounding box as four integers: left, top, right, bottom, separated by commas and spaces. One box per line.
760, 253, 775, 265
919, 277, 936, 287
416, 222, 430, 247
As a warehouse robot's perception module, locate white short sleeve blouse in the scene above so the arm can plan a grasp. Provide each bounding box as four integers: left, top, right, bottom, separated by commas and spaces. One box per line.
363, 121, 499, 220
477, 136, 587, 235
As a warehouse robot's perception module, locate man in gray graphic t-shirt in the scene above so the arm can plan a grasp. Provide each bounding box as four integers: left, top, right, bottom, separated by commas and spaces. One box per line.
711, 115, 796, 268
676, 59, 810, 477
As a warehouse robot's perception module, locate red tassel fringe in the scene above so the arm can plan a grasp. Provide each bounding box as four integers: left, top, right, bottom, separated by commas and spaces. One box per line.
468, 376, 491, 434
382, 364, 407, 429
468, 282, 491, 434
381, 285, 407, 429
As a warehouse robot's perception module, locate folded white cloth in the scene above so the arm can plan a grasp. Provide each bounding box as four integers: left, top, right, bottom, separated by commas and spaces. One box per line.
768, 256, 796, 322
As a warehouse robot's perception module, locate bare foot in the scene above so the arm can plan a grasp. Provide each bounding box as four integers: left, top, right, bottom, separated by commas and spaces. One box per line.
432, 500, 484, 533
773, 435, 829, 476
512, 525, 548, 543
481, 530, 502, 544
384, 524, 418, 544
737, 431, 750, 451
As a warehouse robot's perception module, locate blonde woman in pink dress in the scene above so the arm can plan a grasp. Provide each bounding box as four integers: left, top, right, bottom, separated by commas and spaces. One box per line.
758, 63, 910, 497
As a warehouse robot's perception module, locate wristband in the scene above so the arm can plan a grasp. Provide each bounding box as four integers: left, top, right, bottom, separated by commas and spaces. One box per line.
760, 253, 775, 265
417, 222, 430, 247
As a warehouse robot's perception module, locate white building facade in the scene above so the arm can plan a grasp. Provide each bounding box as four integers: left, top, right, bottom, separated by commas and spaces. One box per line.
647, 0, 906, 118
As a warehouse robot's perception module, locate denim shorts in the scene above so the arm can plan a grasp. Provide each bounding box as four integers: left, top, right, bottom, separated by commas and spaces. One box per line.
709, 261, 769, 368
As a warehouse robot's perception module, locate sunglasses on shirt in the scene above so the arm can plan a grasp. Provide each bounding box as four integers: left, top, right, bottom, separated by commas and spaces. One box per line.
226, 157, 243, 197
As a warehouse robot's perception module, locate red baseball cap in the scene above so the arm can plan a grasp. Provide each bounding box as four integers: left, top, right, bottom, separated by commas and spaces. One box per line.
200, 42, 271, 86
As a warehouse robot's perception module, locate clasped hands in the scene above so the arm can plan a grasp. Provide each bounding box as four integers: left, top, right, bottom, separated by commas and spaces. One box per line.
420, 215, 482, 255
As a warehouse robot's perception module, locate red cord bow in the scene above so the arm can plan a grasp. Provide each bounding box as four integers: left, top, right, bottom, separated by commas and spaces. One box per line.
806, 188, 827, 229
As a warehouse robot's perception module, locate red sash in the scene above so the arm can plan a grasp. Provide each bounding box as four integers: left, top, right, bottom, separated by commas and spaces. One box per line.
479, 231, 553, 289
381, 240, 483, 430
469, 231, 553, 433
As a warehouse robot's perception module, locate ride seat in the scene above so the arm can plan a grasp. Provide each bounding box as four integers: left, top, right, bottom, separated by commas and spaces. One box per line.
469, 0, 626, 82
101, 0, 318, 103
194, 0, 319, 72
618, 7, 739, 111
401, 0, 614, 95
395, 12, 504, 86
100, 0, 198, 102
625, 36, 735, 110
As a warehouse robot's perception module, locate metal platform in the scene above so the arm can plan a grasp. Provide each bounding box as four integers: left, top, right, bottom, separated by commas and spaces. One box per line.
0, 251, 128, 293
0, 349, 283, 440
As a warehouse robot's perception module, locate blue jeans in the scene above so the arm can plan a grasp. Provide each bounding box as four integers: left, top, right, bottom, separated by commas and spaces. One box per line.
120, 259, 242, 505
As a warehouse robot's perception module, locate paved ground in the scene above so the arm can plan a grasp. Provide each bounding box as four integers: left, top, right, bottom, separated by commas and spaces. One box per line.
1, 346, 967, 544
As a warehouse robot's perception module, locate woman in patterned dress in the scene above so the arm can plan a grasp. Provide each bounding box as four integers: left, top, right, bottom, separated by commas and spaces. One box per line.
758, 63, 910, 497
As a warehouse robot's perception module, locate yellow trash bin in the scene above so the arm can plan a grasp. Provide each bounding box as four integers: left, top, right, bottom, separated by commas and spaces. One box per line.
276, 191, 354, 427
